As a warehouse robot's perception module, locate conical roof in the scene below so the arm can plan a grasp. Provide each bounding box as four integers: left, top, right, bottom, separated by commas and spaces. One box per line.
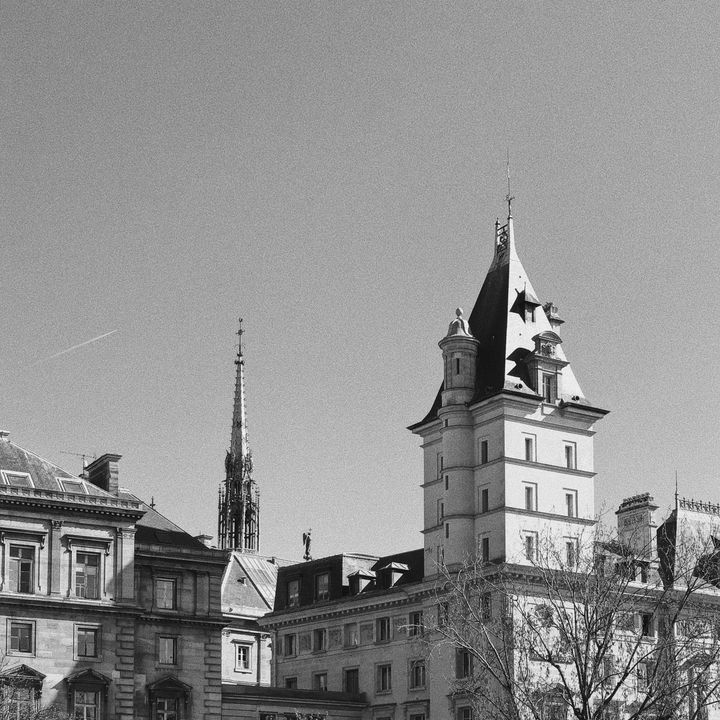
411, 213, 588, 429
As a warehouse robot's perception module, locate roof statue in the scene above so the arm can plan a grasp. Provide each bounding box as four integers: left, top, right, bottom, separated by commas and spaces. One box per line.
218, 319, 260, 552
303, 529, 312, 561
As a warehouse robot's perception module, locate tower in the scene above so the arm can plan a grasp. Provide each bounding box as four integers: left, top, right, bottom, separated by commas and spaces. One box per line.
218, 319, 260, 552
410, 202, 608, 577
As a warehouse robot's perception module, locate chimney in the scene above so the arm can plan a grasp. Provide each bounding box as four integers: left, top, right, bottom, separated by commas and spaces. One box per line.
85, 454, 122, 496
616, 493, 658, 558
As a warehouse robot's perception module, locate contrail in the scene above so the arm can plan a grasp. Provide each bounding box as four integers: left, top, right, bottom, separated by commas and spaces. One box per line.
30, 330, 119, 367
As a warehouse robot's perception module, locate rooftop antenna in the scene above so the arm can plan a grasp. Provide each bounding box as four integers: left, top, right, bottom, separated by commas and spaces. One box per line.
150, 496, 156, 510
505, 148, 514, 218
674, 470, 679, 510
60, 450, 96, 477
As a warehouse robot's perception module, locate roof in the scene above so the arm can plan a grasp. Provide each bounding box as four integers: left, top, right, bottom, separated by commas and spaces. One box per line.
272, 548, 424, 611
411, 215, 588, 429
222, 552, 293, 615
119, 490, 211, 550
0, 437, 110, 496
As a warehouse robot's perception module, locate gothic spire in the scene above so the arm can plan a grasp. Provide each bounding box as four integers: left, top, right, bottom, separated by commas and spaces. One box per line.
218, 318, 259, 552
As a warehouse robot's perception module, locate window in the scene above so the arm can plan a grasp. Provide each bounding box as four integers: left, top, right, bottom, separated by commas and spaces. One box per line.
313, 672, 327, 691
565, 491, 577, 518
524, 435, 536, 462
314, 572, 330, 601
480, 536, 490, 563
8, 621, 34, 655
524, 533, 537, 562
524, 484, 536, 511
437, 453, 444, 479
73, 690, 100, 720
235, 643, 251, 671
76, 626, 100, 659
408, 610, 423, 637
637, 661, 652, 691
376, 664, 392, 693
437, 500, 444, 524
343, 667, 359, 694
481, 592, 492, 621
455, 357, 460, 374
641, 613, 655, 638
3, 685, 35, 717
456, 649, 473, 678
480, 487, 489, 513
9, 546, 34, 593
410, 714, 426, 720
76, 552, 101, 600
313, 628, 327, 652
542, 373, 557, 403
284, 677, 297, 689
287, 578, 300, 607
543, 692, 567, 720
565, 539, 577, 568
445, 475, 449, 490
156, 698, 180, 720
376, 617, 391, 643
158, 636, 177, 665
480, 439, 488, 464
284, 634, 296, 656
343, 623, 358, 647
445, 523, 450, 539
457, 709, 472, 720
1, 471, 33, 488
61, 479, 87, 493
564, 443, 576, 469
155, 577, 176, 609
409, 659, 425, 689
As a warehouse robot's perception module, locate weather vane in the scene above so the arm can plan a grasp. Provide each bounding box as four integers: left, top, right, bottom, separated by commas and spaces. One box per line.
505, 148, 514, 217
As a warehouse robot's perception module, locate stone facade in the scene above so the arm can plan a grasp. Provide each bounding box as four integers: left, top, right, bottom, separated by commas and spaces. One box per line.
0, 439, 226, 719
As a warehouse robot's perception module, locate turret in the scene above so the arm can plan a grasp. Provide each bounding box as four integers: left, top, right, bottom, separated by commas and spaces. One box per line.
438, 308, 479, 407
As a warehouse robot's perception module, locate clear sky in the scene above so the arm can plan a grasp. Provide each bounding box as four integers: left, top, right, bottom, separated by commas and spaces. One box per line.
2, 2, 719, 562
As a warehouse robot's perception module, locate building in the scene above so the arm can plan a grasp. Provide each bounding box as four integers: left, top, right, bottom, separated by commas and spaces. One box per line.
260, 201, 720, 720
0, 435, 226, 719
260, 202, 612, 719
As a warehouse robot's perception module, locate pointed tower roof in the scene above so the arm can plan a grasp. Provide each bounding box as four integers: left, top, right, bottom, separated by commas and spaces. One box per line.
219, 319, 260, 552
411, 205, 601, 429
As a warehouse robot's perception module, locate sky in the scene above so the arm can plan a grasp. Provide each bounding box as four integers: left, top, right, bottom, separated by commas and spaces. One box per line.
2, 2, 719, 563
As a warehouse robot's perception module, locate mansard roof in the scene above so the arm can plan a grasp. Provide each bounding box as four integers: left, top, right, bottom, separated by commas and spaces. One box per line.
411, 214, 590, 429
0, 435, 110, 496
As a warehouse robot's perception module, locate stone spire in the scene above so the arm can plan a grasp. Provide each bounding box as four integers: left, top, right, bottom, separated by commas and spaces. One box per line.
218, 319, 259, 552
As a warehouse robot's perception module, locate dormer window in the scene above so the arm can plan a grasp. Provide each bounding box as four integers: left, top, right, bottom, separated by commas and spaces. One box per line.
524, 331, 568, 402
542, 373, 557, 403
60, 479, 87, 494
1, 471, 33, 488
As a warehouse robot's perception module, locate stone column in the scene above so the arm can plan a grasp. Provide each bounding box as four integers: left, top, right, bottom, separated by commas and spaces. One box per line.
49, 520, 63, 596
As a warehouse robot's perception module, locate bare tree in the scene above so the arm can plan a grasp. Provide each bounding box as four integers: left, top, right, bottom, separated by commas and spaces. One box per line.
429, 527, 720, 720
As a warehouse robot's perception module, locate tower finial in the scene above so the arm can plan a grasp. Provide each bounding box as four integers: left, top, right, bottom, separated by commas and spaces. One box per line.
505, 148, 514, 218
